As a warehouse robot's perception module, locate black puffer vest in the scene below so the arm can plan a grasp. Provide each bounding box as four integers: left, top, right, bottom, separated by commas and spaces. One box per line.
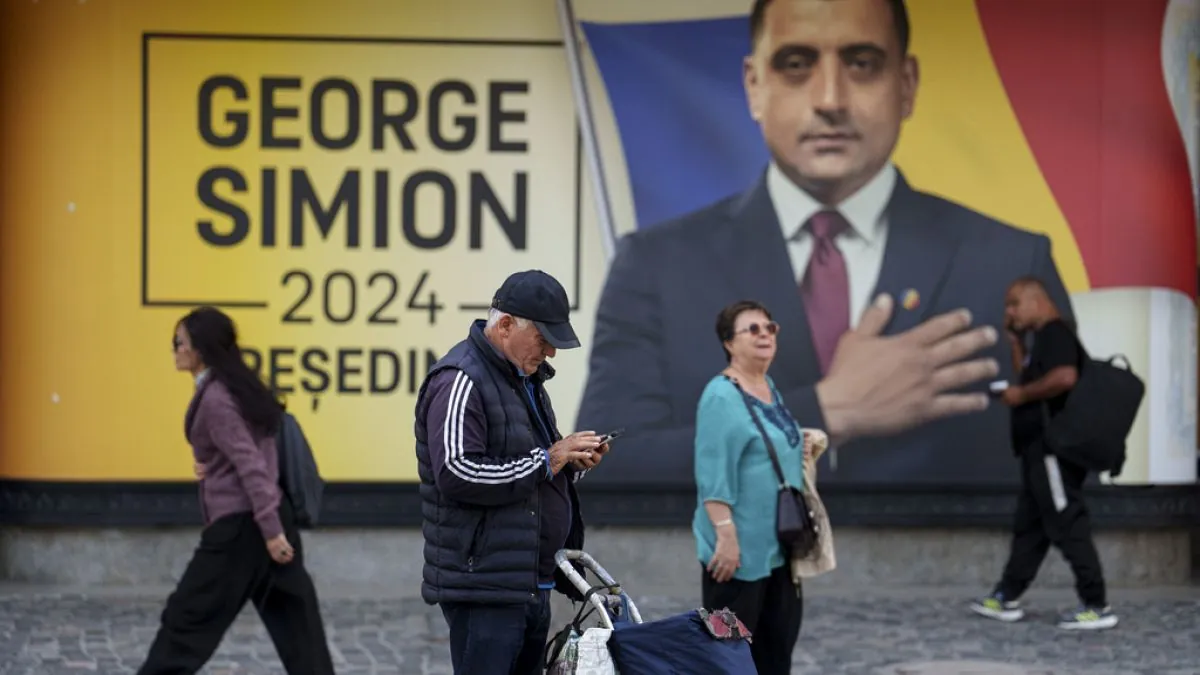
414, 320, 584, 605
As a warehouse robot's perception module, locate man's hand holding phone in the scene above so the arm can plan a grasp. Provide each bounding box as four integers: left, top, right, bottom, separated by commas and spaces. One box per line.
548, 431, 601, 475
560, 428, 623, 473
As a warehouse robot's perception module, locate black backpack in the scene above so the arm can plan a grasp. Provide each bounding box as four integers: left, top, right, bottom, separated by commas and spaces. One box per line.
276, 410, 325, 528
1042, 335, 1146, 477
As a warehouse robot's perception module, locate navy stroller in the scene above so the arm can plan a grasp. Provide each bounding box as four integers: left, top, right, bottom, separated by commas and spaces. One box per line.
546, 549, 756, 674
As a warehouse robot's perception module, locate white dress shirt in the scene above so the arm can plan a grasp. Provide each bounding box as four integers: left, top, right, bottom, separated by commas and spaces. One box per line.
766, 162, 897, 328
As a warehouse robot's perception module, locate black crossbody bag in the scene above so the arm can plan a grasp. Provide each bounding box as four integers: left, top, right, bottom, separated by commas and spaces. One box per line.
728, 377, 819, 559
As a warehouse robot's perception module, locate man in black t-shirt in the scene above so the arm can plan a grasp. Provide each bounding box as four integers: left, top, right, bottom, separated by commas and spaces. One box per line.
969, 277, 1117, 631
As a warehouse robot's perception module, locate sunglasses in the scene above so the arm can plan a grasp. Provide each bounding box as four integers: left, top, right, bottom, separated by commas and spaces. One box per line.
734, 321, 779, 337
697, 607, 753, 643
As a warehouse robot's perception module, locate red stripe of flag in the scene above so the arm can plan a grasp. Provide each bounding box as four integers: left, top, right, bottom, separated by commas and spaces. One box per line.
976, 0, 1196, 295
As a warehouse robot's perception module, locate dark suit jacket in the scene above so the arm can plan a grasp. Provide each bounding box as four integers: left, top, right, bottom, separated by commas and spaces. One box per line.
576, 170, 1074, 486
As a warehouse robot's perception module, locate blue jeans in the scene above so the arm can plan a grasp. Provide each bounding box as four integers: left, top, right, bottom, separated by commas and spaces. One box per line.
441, 590, 552, 675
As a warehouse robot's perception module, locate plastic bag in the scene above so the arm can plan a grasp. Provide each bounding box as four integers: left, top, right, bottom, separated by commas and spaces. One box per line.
575, 628, 616, 674
546, 629, 582, 675
547, 627, 617, 674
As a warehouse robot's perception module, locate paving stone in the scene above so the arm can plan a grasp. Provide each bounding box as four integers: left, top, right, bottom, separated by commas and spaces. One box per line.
0, 590, 1197, 673
878, 661, 1071, 674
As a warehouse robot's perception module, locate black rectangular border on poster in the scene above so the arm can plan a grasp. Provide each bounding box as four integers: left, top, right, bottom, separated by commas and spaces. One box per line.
141, 32, 584, 313
0, 480, 1196, 530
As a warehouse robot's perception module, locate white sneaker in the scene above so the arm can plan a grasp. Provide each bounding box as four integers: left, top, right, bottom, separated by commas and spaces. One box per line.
969, 593, 1025, 622
1057, 605, 1118, 630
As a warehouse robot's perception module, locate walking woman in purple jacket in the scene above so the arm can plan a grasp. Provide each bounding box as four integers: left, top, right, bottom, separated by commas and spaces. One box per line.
137, 306, 335, 674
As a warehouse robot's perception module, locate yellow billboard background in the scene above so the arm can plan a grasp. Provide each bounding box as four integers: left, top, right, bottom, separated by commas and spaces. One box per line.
1, 0, 1189, 484
0, 0, 607, 481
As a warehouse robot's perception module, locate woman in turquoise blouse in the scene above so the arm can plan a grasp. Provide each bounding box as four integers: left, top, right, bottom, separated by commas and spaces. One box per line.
693, 300, 810, 675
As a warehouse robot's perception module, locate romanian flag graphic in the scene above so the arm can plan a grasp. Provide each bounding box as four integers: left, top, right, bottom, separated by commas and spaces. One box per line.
577, 0, 1197, 297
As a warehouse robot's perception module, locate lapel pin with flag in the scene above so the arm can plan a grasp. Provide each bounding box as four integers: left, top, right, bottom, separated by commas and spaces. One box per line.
902, 289, 920, 311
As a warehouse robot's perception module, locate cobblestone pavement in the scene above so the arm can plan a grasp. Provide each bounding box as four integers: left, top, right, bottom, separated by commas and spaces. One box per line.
1, 587, 1198, 674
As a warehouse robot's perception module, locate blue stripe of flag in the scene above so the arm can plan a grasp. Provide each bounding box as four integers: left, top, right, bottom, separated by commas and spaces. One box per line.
580, 17, 768, 229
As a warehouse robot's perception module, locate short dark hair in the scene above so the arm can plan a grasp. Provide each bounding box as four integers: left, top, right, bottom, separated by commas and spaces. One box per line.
1007, 276, 1074, 331
715, 300, 774, 363
749, 0, 911, 54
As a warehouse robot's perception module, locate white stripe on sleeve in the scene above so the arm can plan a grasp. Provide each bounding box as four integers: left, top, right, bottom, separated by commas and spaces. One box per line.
443, 371, 544, 484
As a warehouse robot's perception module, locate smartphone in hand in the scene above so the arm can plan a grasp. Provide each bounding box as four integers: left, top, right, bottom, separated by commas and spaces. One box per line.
597, 428, 625, 445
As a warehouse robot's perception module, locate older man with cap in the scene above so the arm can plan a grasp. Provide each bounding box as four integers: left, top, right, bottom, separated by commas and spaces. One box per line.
414, 269, 607, 675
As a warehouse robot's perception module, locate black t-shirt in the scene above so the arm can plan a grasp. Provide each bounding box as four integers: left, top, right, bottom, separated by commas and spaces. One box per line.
1010, 319, 1080, 452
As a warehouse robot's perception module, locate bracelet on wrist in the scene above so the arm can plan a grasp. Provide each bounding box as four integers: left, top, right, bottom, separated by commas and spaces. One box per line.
714, 518, 734, 528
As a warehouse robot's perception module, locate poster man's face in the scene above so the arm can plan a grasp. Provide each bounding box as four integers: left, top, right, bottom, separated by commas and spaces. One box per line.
744, 0, 918, 203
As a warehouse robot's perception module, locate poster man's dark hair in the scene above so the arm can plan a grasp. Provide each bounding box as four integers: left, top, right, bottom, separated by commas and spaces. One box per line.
749, 0, 911, 54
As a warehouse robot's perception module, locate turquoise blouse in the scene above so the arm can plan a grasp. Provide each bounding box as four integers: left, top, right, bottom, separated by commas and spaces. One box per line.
692, 374, 806, 582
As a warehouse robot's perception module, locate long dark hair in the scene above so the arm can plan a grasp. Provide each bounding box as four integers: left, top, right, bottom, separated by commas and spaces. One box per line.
180, 306, 282, 436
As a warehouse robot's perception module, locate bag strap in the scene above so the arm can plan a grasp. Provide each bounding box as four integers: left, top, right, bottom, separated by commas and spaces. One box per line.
1065, 321, 1090, 362
726, 376, 789, 490
545, 590, 602, 666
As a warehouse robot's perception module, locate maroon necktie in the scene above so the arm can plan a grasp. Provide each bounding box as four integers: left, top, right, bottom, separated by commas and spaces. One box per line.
799, 211, 851, 375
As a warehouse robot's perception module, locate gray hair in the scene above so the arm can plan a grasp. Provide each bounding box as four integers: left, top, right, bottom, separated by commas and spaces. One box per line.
485, 308, 530, 330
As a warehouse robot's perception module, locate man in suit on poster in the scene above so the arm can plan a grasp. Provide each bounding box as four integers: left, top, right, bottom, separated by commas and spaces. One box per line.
576, 0, 1074, 485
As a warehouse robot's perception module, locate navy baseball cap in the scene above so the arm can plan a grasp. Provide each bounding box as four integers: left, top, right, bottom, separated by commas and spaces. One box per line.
490, 270, 580, 349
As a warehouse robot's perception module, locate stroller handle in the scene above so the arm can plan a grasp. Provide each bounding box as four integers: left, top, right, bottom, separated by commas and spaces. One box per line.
554, 549, 644, 628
